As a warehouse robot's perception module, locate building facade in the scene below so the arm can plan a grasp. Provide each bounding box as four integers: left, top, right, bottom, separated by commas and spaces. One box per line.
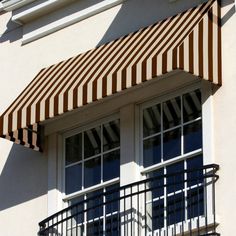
0, 0, 235, 235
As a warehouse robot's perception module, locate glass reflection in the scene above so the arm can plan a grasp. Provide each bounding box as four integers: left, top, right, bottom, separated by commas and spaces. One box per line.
183, 89, 201, 122
143, 104, 161, 138
163, 97, 181, 130
66, 133, 82, 165
84, 127, 101, 159
184, 120, 202, 154
84, 157, 101, 188
143, 135, 161, 168
103, 120, 120, 152
65, 163, 82, 194
163, 128, 181, 161
103, 150, 120, 181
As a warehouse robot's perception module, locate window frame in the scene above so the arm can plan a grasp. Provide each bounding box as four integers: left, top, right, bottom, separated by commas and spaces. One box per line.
62, 113, 120, 202
136, 81, 215, 233
139, 86, 203, 174
137, 81, 213, 175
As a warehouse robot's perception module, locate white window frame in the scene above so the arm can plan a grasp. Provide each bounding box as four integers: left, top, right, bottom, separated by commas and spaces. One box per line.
135, 81, 215, 234
62, 113, 120, 203
135, 81, 213, 175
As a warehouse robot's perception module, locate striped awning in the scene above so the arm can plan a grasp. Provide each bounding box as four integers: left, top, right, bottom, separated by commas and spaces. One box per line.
0, 0, 221, 151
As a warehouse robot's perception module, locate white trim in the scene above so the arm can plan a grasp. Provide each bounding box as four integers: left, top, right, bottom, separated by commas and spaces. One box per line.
1, 0, 34, 11
12, 0, 65, 23
62, 114, 120, 202
21, 0, 125, 44
138, 82, 203, 171
202, 81, 214, 165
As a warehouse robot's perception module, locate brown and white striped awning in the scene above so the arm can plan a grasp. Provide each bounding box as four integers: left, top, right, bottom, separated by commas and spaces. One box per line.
0, 0, 221, 151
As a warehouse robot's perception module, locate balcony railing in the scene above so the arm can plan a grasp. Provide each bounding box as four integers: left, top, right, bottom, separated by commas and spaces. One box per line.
38, 164, 219, 236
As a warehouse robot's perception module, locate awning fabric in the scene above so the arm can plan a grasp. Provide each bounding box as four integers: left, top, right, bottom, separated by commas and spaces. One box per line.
0, 0, 221, 151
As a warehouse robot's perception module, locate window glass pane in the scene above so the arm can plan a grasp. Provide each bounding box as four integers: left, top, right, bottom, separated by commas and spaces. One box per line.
106, 215, 119, 236
184, 120, 202, 154
103, 120, 120, 152
187, 187, 204, 219
187, 155, 203, 187
84, 157, 101, 188
103, 150, 120, 182
68, 196, 84, 225
163, 128, 181, 161
65, 133, 82, 166
84, 126, 101, 159
146, 199, 164, 232
147, 168, 164, 198
183, 89, 201, 122
65, 163, 82, 194
167, 161, 184, 194
87, 221, 103, 236
106, 184, 120, 214
87, 189, 103, 220
143, 104, 161, 138
167, 193, 185, 226
87, 190, 103, 236
163, 96, 181, 130
143, 135, 161, 168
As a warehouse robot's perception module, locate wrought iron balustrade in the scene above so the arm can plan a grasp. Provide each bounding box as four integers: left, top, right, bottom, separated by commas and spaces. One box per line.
38, 164, 219, 236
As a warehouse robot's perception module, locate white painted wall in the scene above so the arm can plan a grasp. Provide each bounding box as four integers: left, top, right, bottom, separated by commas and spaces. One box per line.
213, 0, 236, 234
0, 0, 236, 234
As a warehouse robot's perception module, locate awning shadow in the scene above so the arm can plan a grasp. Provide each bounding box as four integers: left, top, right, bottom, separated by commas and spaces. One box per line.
0, 142, 47, 211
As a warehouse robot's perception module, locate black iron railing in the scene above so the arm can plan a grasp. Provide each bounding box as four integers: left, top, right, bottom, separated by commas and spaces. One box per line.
38, 164, 219, 236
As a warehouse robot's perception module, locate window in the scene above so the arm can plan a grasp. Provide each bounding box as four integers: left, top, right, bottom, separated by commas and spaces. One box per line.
64, 119, 120, 195
64, 118, 120, 235
141, 89, 204, 233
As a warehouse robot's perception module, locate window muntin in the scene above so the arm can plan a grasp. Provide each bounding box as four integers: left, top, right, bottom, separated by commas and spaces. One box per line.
142, 89, 204, 232
64, 119, 120, 195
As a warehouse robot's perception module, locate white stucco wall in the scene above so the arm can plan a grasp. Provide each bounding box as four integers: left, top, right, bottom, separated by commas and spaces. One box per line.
0, 0, 236, 235
214, 0, 236, 234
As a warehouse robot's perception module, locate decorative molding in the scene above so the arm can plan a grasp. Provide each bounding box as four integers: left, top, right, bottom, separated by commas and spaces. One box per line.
1, 0, 34, 11
22, 0, 124, 44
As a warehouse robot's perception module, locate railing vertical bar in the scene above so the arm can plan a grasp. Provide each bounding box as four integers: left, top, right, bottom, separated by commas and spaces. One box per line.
212, 169, 217, 235
174, 174, 176, 236
144, 182, 147, 236
66, 210, 68, 236
137, 184, 140, 236
189, 183, 192, 236
131, 186, 133, 236
124, 188, 126, 236
181, 185, 184, 236
197, 170, 200, 235
118, 193, 120, 236
204, 168, 208, 235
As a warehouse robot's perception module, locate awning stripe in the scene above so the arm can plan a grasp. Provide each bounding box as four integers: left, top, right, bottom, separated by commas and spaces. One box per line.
0, 0, 221, 150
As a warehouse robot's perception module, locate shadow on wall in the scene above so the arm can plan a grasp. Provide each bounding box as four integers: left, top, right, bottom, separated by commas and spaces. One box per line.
0, 12, 22, 43
96, 0, 212, 46
0, 143, 47, 211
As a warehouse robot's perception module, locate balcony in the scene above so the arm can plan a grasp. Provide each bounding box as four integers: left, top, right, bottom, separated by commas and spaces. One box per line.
38, 164, 219, 236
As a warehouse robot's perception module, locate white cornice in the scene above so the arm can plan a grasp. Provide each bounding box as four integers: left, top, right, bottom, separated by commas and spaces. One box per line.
1, 0, 35, 11
12, 0, 65, 24
22, 0, 125, 44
